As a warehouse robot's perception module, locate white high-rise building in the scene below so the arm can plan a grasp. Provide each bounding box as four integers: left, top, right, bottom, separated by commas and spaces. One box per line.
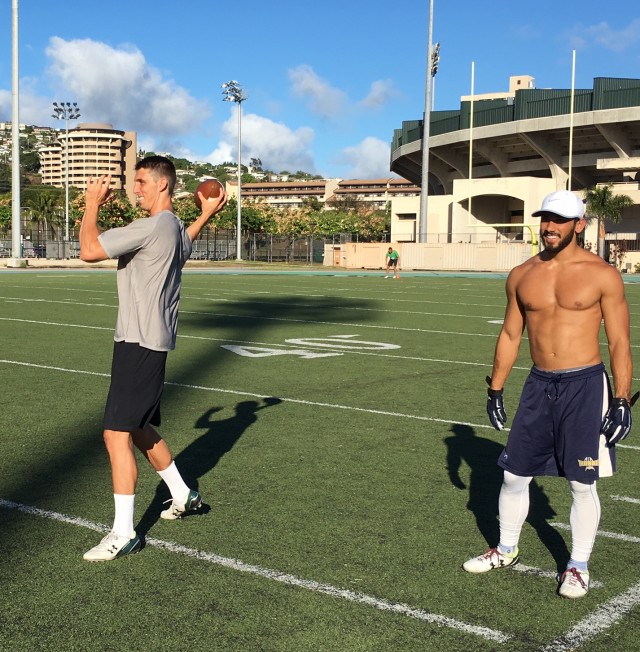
39, 123, 137, 204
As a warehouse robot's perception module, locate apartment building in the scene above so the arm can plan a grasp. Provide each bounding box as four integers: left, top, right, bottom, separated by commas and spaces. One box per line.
225, 179, 338, 209
39, 123, 137, 203
332, 178, 420, 210
225, 177, 419, 210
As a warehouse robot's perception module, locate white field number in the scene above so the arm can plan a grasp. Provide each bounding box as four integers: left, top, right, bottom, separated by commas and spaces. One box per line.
222, 335, 400, 359
221, 346, 340, 359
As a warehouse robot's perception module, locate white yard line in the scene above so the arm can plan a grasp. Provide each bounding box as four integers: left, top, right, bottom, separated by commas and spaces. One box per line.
616, 443, 640, 451
0, 358, 494, 430
610, 495, 640, 505
538, 581, 640, 652
5, 315, 640, 383
552, 522, 640, 544
0, 295, 499, 337
0, 499, 511, 645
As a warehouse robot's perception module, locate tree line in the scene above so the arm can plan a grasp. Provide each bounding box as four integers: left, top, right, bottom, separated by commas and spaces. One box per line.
67, 191, 390, 239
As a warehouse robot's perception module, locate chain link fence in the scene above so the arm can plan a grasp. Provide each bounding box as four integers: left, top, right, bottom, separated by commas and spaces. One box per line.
1, 229, 389, 263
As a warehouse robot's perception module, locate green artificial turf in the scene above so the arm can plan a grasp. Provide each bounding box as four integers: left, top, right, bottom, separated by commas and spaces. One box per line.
1, 269, 640, 651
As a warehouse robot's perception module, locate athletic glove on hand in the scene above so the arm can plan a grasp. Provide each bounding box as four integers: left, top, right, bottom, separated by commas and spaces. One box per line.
602, 392, 640, 446
486, 376, 507, 431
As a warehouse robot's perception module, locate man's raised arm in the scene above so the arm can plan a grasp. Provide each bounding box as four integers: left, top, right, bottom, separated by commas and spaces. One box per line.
187, 190, 228, 242
79, 175, 111, 262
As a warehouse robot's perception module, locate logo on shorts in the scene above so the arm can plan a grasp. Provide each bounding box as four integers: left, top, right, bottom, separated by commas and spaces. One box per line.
578, 457, 599, 471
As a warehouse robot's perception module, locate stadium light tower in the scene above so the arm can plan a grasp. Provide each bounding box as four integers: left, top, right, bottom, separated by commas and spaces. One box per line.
52, 101, 81, 244
222, 81, 247, 261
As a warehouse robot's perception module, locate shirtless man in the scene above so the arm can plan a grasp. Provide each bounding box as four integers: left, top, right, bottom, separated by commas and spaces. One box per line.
462, 190, 635, 598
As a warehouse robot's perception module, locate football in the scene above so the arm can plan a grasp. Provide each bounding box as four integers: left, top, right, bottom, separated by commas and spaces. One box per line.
194, 179, 224, 209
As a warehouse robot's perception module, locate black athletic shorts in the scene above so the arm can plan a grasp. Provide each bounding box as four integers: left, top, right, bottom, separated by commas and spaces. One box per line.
497, 363, 614, 483
103, 341, 167, 432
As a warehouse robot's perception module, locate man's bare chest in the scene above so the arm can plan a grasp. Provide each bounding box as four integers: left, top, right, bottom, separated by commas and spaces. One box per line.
517, 273, 601, 313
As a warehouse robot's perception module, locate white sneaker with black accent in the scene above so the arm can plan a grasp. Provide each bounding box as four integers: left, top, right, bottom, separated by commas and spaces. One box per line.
83, 530, 141, 561
160, 489, 203, 520
558, 567, 590, 599
463, 547, 520, 573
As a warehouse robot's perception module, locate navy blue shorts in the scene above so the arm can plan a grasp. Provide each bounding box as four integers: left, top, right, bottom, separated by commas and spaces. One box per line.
103, 342, 167, 432
498, 363, 614, 483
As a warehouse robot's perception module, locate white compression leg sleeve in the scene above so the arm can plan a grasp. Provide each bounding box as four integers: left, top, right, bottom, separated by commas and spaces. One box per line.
498, 471, 533, 548
568, 480, 601, 563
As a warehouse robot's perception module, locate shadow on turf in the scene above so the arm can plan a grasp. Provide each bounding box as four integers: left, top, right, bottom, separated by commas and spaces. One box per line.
2, 290, 376, 555
135, 398, 283, 536
445, 424, 569, 573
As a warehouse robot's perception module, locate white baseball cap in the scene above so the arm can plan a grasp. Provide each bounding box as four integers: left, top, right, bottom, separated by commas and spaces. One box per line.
532, 190, 585, 220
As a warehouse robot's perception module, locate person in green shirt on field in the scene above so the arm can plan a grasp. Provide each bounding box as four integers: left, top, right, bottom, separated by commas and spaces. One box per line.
385, 247, 400, 279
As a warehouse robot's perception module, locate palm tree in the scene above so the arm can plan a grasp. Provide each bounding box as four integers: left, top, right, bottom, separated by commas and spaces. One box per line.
584, 184, 634, 258
27, 192, 62, 242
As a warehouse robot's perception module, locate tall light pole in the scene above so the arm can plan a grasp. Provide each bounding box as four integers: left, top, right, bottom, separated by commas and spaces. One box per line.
10, 0, 22, 265
222, 81, 247, 261
418, 0, 438, 243
52, 101, 81, 245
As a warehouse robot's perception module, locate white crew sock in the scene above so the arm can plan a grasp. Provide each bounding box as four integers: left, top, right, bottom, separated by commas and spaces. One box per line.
112, 494, 135, 538
157, 461, 190, 503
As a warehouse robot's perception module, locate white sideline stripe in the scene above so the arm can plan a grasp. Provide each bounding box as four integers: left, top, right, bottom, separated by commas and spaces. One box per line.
539, 581, 640, 652
0, 358, 494, 431
552, 522, 640, 544
610, 495, 640, 505
0, 499, 511, 644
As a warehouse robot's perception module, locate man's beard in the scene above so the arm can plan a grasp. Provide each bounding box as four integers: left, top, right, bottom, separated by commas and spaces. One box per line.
541, 225, 576, 256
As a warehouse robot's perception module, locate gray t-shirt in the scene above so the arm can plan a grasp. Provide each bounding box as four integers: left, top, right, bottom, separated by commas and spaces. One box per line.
98, 210, 193, 351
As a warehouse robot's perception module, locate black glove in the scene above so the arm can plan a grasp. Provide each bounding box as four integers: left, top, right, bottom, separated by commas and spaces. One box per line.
602, 392, 640, 446
486, 376, 506, 431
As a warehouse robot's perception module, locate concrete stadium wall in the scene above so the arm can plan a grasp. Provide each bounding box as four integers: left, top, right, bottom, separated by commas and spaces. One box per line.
324, 242, 532, 272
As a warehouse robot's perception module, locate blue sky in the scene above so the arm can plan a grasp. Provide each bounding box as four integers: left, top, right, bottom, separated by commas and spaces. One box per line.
1, 1, 639, 179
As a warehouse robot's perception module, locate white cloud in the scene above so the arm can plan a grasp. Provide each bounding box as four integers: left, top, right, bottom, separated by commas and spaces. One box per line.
568, 19, 640, 52
288, 64, 347, 119
207, 107, 315, 173
0, 90, 10, 121
360, 79, 397, 109
45, 37, 209, 136
337, 137, 393, 179
0, 81, 61, 126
